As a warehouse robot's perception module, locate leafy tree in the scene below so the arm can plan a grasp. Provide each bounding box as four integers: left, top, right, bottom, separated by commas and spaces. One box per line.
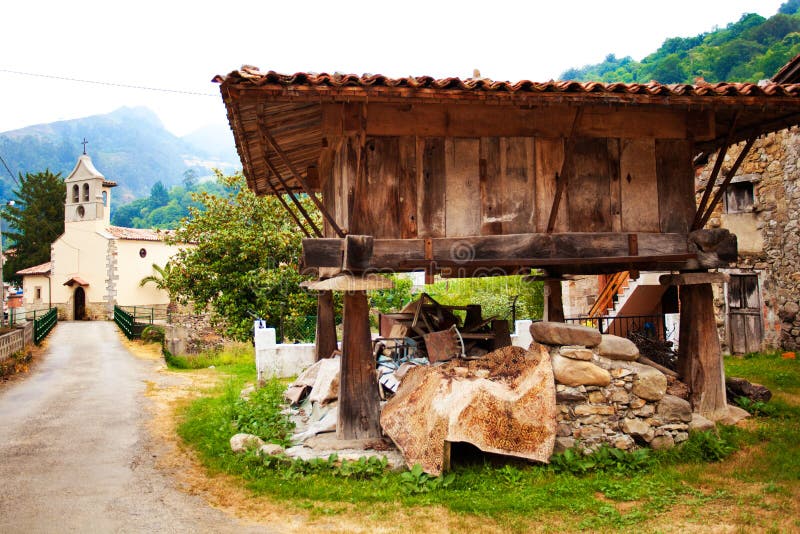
3, 170, 65, 283
780, 0, 800, 15
149, 181, 170, 208
182, 169, 198, 189
167, 171, 318, 341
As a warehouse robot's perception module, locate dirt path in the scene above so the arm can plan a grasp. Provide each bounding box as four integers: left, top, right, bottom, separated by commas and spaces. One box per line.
0, 321, 274, 533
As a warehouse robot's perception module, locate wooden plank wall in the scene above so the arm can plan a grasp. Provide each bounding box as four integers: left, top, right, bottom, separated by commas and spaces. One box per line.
322, 135, 677, 239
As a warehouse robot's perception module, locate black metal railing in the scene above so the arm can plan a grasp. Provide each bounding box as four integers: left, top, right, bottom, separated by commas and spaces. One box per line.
116, 305, 168, 325
565, 314, 666, 341
114, 305, 141, 339
33, 308, 58, 344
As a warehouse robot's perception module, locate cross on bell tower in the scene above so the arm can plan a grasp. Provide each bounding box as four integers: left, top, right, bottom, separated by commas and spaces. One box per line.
81, 138, 88, 155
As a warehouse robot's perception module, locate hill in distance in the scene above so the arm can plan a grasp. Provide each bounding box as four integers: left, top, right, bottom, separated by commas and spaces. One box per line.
561, 1, 800, 84
0, 106, 240, 202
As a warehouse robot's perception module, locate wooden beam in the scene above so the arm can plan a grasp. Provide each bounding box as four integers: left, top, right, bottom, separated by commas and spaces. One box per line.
315, 290, 337, 361
338, 291, 382, 439
343, 235, 374, 272
322, 103, 690, 139
547, 108, 583, 233
544, 280, 565, 322
262, 153, 323, 237
303, 232, 694, 271
660, 272, 730, 286
692, 111, 740, 230
261, 174, 311, 237
262, 128, 346, 237
697, 136, 756, 229
678, 284, 728, 418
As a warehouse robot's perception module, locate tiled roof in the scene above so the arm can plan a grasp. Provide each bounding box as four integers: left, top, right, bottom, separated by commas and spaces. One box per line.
106, 226, 172, 242
773, 53, 800, 84
16, 261, 52, 276
215, 66, 800, 100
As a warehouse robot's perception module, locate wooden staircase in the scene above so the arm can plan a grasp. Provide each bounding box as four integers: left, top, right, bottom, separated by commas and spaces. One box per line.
588, 271, 630, 318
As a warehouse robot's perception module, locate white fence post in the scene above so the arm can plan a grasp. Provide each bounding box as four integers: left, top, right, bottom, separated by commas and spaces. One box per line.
254, 321, 277, 384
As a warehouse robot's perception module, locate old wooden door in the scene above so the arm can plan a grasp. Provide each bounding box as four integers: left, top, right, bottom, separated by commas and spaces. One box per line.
74, 287, 86, 320
727, 274, 763, 354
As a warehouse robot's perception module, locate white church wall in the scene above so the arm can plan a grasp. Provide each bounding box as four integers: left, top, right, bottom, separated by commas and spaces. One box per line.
115, 239, 183, 306
50, 227, 110, 309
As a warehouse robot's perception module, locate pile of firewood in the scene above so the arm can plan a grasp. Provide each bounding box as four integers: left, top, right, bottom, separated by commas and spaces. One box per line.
627, 330, 678, 372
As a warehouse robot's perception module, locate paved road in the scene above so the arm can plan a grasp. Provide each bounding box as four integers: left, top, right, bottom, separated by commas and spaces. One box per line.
0, 321, 271, 533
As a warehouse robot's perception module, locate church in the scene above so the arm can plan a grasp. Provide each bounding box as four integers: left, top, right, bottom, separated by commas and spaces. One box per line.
16, 153, 186, 320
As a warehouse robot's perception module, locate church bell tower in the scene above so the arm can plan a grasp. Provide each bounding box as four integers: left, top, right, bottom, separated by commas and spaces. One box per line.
64, 144, 116, 226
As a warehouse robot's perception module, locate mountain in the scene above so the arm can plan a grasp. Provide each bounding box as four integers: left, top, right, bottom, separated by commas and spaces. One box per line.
560, 1, 800, 84
0, 107, 240, 202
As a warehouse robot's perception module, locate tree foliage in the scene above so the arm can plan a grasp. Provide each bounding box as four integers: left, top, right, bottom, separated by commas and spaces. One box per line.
3, 170, 65, 283
561, 4, 800, 84
111, 179, 228, 229
167, 171, 318, 341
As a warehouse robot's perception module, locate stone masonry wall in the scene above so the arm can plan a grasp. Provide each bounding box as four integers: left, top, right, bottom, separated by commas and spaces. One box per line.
697, 128, 800, 351
530, 322, 703, 454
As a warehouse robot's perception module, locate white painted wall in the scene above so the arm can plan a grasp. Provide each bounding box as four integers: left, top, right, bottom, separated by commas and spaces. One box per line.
254, 322, 316, 380
50, 222, 110, 307
115, 240, 184, 306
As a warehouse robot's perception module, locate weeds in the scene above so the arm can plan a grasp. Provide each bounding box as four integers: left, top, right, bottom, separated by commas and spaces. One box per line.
231, 380, 294, 447
0, 349, 32, 378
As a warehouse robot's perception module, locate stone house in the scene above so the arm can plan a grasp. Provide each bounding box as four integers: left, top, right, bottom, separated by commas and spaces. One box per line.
16, 153, 186, 320
697, 128, 800, 352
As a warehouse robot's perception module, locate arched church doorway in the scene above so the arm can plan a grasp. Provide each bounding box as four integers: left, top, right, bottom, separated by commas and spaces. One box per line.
74, 287, 86, 320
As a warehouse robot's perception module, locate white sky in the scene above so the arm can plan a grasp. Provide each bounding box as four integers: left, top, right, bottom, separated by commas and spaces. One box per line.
0, 0, 787, 137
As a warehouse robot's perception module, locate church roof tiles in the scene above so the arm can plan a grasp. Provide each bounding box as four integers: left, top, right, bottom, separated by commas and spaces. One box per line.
106, 226, 173, 242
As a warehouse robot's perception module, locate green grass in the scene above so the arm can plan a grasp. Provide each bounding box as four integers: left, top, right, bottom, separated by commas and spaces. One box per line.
171, 350, 800, 530
164, 342, 255, 378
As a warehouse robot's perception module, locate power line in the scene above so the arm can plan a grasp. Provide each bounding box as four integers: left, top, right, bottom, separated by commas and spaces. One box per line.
0, 153, 17, 184
0, 68, 217, 97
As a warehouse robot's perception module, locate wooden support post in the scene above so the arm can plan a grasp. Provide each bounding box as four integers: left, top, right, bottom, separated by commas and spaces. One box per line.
543, 280, 565, 323
338, 290, 382, 439
315, 290, 337, 361
678, 283, 728, 418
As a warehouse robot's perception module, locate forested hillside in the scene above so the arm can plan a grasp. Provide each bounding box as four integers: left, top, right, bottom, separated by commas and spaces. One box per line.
561, 1, 800, 83
0, 107, 238, 202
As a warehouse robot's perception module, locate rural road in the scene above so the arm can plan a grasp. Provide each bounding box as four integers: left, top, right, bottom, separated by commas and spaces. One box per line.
0, 321, 273, 533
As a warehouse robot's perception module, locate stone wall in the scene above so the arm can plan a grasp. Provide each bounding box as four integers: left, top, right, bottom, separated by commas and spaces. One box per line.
530, 322, 703, 454
697, 128, 800, 351
166, 312, 226, 355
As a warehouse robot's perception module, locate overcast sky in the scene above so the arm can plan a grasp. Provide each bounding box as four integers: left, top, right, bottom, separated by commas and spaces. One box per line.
0, 0, 786, 137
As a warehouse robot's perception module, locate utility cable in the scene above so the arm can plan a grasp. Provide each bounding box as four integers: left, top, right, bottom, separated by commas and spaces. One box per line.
0, 69, 217, 97
0, 153, 17, 184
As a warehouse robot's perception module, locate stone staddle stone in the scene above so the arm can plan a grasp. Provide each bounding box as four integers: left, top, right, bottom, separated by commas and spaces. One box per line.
380, 344, 557, 476
530, 321, 602, 347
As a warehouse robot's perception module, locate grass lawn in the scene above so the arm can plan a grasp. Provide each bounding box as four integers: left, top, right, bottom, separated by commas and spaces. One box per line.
172, 348, 800, 532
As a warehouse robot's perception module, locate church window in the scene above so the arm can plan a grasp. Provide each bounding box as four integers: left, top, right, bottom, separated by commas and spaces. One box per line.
35, 287, 42, 300
102, 191, 108, 206
82, 183, 90, 201
139, 248, 147, 258
76, 205, 85, 219
72, 185, 79, 203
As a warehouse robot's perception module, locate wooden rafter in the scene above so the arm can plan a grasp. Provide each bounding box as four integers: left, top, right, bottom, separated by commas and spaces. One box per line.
546, 108, 584, 233
261, 128, 345, 238
261, 151, 323, 237
697, 136, 757, 229
262, 174, 312, 238
693, 111, 740, 230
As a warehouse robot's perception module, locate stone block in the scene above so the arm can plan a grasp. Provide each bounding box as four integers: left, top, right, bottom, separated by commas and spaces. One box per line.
597, 334, 639, 361
631, 366, 667, 401
552, 354, 611, 387
650, 434, 675, 450
530, 321, 602, 347
657, 394, 693, 423
574, 404, 615, 416
688, 413, 716, 433
559, 346, 594, 361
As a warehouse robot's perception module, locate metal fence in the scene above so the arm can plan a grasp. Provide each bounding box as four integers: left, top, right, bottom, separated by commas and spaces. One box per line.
33, 308, 58, 344
116, 306, 168, 325
278, 315, 317, 343
564, 314, 666, 341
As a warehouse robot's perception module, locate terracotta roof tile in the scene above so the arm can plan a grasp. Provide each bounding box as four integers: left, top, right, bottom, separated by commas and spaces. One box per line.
215, 66, 800, 99
16, 261, 52, 276
106, 226, 173, 242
